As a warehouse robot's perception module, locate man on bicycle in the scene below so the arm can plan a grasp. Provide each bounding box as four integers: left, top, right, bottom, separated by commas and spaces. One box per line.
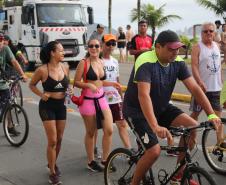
0, 34, 27, 136
123, 30, 221, 185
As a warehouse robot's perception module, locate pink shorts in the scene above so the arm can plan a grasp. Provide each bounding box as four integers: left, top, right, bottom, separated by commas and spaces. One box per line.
79, 87, 109, 115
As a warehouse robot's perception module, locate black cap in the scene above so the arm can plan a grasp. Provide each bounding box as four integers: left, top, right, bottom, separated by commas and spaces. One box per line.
215, 20, 221, 25
97, 24, 104, 29
155, 30, 184, 49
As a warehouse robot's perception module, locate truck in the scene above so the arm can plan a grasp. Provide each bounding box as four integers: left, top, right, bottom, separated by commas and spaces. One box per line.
0, 0, 93, 70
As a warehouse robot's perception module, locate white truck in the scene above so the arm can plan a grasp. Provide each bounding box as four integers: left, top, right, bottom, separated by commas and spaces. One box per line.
0, 0, 93, 70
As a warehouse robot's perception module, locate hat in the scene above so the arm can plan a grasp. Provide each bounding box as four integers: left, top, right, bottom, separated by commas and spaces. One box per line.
3, 35, 11, 41
97, 24, 104, 29
155, 30, 184, 49
103, 34, 116, 42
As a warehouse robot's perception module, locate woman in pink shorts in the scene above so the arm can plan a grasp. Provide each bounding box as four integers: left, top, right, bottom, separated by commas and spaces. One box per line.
73, 38, 121, 172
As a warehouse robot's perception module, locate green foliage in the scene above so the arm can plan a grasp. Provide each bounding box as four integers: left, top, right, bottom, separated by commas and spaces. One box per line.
196, 0, 226, 19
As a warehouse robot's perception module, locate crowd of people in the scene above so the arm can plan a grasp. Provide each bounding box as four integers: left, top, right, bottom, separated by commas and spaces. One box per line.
1, 20, 226, 185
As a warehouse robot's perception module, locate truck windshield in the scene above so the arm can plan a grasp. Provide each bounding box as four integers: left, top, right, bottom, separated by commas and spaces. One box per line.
37, 4, 86, 27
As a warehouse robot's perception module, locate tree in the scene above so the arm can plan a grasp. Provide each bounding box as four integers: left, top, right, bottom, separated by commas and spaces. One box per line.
131, 3, 181, 43
108, 0, 112, 33
137, 0, 141, 23
196, 0, 226, 21
179, 35, 198, 59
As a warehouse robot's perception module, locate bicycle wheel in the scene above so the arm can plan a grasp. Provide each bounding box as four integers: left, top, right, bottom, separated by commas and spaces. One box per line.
181, 166, 216, 185
3, 104, 29, 147
104, 148, 135, 185
13, 82, 23, 107
202, 128, 226, 175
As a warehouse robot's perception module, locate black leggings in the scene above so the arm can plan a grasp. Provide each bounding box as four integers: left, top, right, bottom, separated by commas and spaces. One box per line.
39, 98, 66, 121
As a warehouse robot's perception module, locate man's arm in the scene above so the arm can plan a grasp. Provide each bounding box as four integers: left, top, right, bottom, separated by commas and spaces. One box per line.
191, 44, 206, 91
137, 82, 173, 143
11, 59, 27, 80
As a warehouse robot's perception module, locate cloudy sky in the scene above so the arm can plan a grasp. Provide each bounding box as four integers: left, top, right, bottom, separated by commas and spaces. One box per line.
83, 0, 223, 33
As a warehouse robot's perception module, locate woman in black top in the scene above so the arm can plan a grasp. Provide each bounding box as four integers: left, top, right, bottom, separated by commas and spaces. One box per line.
116, 26, 126, 63
29, 41, 69, 185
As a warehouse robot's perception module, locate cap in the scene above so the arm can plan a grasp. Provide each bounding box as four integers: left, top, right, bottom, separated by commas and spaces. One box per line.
155, 30, 184, 49
103, 34, 116, 42
3, 35, 11, 41
97, 24, 104, 29
215, 20, 221, 25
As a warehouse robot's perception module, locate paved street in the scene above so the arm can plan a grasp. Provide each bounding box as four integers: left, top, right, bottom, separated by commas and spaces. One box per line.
0, 64, 226, 185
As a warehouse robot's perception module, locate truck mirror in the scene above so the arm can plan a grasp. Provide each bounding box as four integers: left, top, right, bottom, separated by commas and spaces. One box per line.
87, 7, 93, 24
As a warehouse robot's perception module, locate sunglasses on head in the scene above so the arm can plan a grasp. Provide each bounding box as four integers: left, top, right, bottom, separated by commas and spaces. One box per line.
106, 41, 116, 47
202, 30, 214, 34
88, 44, 100, 49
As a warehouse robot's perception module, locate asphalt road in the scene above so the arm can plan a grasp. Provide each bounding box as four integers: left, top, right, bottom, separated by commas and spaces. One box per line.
0, 64, 226, 185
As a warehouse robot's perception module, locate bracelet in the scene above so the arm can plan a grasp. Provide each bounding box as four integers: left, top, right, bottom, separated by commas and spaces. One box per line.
207, 114, 218, 120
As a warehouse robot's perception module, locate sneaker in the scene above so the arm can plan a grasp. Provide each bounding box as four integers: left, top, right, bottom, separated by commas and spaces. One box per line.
87, 160, 104, 172
166, 149, 179, 157
94, 146, 102, 159
8, 127, 20, 136
48, 173, 62, 185
47, 165, 61, 177
170, 174, 199, 185
101, 161, 116, 172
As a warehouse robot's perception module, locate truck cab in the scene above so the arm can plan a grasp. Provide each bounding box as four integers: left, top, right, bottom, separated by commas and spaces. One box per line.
0, 0, 94, 70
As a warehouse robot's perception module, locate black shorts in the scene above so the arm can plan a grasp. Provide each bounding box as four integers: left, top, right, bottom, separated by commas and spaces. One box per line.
39, 98, 66, 121
190, 91, 222, 112
125, 104, 183, 149
109, 102, 124, 122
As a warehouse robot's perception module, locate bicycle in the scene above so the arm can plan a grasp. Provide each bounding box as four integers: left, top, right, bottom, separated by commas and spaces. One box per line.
104, 120, 217, 185
202, 118, 226, 175
0, 70, 29, 147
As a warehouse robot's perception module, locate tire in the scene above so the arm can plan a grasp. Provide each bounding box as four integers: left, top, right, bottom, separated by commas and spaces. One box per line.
104, 148, 135, 185
3, 104, 29, 147
13, 82, 23, 107
181, 166, 216, 185
202, 128, 226, 175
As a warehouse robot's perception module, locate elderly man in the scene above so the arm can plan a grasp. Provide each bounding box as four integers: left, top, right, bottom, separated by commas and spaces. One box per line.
190, 22, 225, 148
89, 23, 105, 43
123, 30, 221, 185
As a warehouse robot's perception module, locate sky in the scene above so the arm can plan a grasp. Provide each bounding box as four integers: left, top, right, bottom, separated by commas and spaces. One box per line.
83, 0, 223, 34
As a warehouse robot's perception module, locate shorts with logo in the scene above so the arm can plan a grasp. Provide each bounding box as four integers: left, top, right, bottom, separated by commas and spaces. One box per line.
109, 102, 124, 123
39, 98, 66, 121
189, 91, 222, 112
125, 104, 183, 149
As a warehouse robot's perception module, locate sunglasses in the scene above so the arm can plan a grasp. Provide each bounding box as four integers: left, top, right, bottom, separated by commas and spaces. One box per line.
202, 30, 214, 34
88, 44, 100, 49
106, 41, 116, 47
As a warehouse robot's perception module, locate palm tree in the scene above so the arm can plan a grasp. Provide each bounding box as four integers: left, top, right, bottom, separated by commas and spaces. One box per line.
137, 0, 141, 23
196, 0, 226, 21
108, 0, 112, 33
131, 3, 181, 43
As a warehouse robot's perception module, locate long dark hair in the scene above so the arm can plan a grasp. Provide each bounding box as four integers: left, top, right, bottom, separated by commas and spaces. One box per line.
40, 41, 59, 64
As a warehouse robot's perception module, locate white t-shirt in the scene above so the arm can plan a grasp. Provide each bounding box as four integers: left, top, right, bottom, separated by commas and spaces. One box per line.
103, 56, 122, 104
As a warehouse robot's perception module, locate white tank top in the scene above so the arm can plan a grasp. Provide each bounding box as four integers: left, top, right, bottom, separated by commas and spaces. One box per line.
198, 41, 222, 92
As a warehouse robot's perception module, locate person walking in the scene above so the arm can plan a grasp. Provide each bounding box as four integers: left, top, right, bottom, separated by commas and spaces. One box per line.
29, 41, 69, 185
129, 19, 152, 60
102, 34, 131, 149
116, 27, 126, 63
0, 33, 27, 136
190, 22, 226, 148
214, 20, 222, 45
123, 30, 221, 185
89, 24, 105, 43
221, 24, 226, 64
73, 38, 121, 172
125, 24, 134, 62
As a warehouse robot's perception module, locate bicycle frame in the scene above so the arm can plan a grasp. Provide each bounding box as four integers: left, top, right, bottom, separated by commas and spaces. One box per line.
126, 118, 214, 185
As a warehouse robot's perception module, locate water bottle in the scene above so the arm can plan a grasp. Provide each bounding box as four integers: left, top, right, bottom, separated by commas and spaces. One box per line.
65, 88, 71, 105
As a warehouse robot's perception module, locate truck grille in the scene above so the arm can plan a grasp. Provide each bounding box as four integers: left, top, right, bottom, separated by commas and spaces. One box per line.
56, 39, 79, 57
